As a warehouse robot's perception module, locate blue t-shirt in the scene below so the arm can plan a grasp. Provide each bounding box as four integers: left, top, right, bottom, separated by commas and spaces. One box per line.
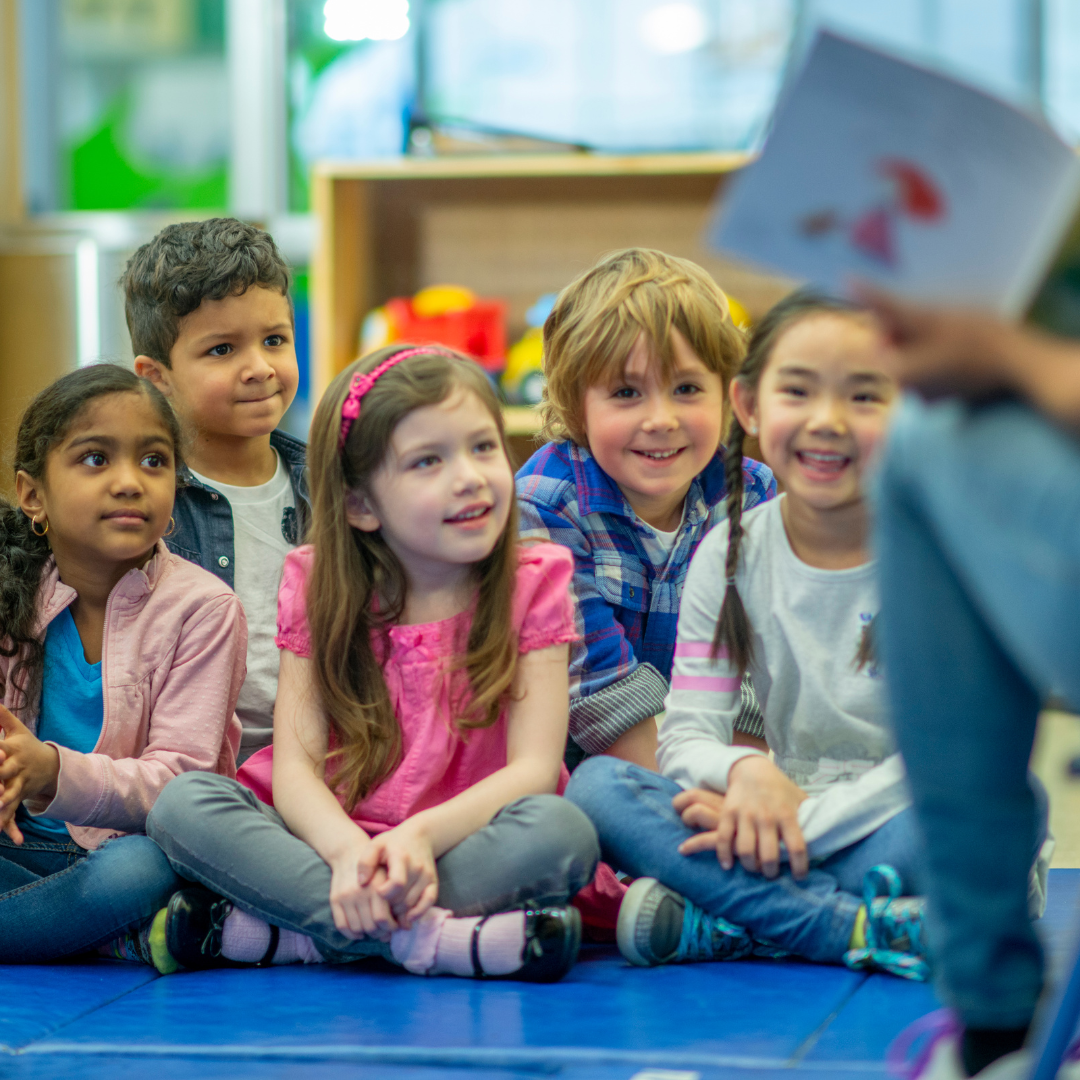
16, 607, 104, 842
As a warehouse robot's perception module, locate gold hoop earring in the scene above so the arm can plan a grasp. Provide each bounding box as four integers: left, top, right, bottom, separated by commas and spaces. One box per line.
30, 516, 48, 537
164, 517, 177, 538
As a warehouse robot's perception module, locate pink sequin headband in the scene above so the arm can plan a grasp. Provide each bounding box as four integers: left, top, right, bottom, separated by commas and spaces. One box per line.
338, 347, 448, 451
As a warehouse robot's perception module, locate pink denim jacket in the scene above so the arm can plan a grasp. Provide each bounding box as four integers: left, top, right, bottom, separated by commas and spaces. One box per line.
0, 541, 246, 850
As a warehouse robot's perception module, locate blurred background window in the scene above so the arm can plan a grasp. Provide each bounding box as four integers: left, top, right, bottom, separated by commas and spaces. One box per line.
18, 0, 1080, 215
23, 0, 228, 213
9, 0, 1080, 438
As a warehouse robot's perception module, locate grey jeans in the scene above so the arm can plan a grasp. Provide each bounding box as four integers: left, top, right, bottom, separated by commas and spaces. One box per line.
146, 772, 600, 963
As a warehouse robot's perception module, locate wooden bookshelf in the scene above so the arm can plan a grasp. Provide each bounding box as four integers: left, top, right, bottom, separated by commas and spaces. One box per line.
309, 151, 794, 453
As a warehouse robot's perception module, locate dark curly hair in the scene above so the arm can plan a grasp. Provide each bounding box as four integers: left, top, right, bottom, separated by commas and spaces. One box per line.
120, 218, 291, 368
0, 364, 182, 714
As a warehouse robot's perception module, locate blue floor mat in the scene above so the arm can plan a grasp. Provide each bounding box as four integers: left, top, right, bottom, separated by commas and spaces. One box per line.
4, 869, 1079, 1079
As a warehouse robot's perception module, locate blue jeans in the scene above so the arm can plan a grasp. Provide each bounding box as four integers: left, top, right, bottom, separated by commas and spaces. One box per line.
874, 396, 1079, 1029
0, 827, 185, 962
565, 755, 922, 963
147, 772, 600, 964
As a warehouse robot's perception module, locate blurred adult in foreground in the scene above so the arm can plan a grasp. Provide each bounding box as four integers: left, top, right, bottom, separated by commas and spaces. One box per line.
866, 289, 1080, 1079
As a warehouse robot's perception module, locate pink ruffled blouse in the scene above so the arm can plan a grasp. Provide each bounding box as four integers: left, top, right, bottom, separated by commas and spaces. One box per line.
237, 542, 577, 834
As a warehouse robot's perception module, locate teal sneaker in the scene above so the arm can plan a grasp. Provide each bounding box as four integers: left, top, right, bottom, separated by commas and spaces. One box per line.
616, 877, 757, 966
844, 863, 930, 981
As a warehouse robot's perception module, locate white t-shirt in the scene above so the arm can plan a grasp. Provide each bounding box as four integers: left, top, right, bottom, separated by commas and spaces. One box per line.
191, 453, 295, 757
657, 495, 909, 861
638, 504, 686, 563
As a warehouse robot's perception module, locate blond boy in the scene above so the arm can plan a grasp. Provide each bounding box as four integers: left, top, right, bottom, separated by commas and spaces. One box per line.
515, 248, 774, 769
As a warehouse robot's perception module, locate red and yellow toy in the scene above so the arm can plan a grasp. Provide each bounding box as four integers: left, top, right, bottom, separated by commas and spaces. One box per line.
360, 285, 507, 374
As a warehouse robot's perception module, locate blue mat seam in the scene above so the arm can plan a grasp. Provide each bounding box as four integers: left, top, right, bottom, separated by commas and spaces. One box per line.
789, 972, 870, 1064
11, 1041, 891, 1071
0, 970, 160, 1054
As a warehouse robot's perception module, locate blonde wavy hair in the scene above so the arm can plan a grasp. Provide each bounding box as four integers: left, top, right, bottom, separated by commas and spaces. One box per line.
306, 345, 520, 810
540, 247, 746, 445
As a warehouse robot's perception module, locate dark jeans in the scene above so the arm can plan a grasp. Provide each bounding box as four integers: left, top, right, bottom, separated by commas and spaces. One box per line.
147, 772, 600, 963
0, 828, 185, 962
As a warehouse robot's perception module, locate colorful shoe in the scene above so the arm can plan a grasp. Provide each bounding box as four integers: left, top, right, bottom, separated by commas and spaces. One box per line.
472, 907, 582, 983
886, 1009, 1080, 1078
98, 907, 181, 974
844, 864, 929, 981
616, 877, 756, 966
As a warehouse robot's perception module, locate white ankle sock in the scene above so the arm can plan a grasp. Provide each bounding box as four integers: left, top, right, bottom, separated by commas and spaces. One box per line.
430, 910, 526, 977
220, 908, 324, 965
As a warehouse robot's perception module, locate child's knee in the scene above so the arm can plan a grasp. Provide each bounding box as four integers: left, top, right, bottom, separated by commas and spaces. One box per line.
564, 753, 650, 814
147, 770, 241, 840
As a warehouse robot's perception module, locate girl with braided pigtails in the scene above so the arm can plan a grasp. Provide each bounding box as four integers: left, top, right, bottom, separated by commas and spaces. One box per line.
567, 291, 948, 978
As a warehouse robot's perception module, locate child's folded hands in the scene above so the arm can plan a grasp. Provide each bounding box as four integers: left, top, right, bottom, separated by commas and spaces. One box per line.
676, 755, 809, 880
368, 820, 439, 930
328, 841, 400, 942
0, 705, 60, 844
672, 787, 725, 833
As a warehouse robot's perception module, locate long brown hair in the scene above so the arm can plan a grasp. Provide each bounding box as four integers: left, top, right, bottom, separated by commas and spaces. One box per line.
712, 290, 875, 674
306, 345, 520, 810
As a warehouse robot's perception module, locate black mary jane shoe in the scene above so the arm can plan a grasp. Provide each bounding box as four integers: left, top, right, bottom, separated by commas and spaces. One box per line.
471, 906, 582, 983
165, 886, 279, 971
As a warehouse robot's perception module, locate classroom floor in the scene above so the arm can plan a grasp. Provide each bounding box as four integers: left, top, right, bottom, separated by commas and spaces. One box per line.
3, 712, 1077, 1080
3, 868, 1078, 1080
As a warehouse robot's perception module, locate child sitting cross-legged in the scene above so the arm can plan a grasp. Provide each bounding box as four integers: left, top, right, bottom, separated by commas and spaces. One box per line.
0, 365, 244, 965
144, 346, 599, 981
567, 291, 949, 978
516, 248, 775, 771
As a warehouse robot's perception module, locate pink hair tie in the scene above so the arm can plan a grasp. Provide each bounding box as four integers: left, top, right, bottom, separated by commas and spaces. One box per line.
338, 347, 444, 451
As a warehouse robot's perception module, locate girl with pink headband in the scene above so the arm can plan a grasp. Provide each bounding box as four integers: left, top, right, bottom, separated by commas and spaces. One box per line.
141, 343, 600, 981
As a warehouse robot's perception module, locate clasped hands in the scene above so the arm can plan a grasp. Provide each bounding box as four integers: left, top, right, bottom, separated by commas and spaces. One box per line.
0, 704, 60, 844
327, 819, 439, 942
675, 755, 810, 880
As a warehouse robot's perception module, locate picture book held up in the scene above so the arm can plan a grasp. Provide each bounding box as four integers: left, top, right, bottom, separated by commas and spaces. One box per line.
709, 30, 1080, 337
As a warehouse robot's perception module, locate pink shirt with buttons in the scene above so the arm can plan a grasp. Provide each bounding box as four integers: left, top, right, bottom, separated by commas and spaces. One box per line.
238, 542, 577, 834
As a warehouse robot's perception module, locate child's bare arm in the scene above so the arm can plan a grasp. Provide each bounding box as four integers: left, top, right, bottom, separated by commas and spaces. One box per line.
272, 650, 397, 939
604, 716, 658, 770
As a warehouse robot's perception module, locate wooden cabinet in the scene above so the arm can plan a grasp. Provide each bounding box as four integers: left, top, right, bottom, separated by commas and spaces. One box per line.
310, 152, 792, 456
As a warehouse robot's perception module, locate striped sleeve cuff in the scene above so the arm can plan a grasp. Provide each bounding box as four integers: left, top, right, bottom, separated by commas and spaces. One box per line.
733, 674, 765, 739
569, 663, 669, 756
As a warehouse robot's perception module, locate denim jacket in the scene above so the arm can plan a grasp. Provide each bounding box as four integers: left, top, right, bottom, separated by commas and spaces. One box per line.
167, 430, 310, 587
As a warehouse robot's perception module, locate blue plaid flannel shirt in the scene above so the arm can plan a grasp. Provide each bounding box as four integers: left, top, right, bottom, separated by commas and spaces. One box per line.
516, 440, 775, 755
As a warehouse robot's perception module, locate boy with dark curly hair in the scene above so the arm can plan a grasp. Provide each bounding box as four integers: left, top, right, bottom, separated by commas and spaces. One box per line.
124, 218, 307, 761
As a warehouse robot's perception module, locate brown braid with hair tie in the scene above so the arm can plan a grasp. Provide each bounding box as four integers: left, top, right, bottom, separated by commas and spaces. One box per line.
710, 414, 755, 675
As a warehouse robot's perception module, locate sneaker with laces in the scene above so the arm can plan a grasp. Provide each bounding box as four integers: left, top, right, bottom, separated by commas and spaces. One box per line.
616, 877, 757, 966
844, 864, 930, 981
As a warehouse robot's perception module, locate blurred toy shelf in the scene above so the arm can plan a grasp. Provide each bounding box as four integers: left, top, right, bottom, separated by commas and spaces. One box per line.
309, 151, 794, 452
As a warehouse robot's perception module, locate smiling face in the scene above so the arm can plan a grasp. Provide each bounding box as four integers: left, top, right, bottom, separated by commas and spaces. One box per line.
346, 386, 514, 588
137, 285, 298, 439
581, 328, 725, 530
733, 313, 896, 514
16, 391, 177, 574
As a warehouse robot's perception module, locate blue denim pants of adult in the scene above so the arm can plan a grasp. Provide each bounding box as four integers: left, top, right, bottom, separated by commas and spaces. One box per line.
0, 828, 186, 962
565, 755, 922, 963
874, 395, 1080, 1030
146, 772, 601, 964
